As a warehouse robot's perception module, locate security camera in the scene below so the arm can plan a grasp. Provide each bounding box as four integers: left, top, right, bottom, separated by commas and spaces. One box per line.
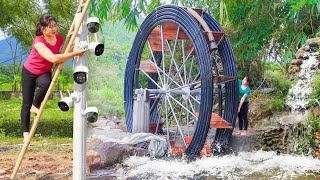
87, 17, 100, 33
88, 42, 104, 56
73, 65, 88, 84
58, 97, 73, 111
85, 107, 98, 123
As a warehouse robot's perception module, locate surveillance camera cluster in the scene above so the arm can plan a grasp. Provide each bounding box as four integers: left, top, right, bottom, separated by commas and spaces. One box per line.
73, 17, 104, 85
58, 16, 103, 123
58, 91, 98, 123
86, 17, 104, 56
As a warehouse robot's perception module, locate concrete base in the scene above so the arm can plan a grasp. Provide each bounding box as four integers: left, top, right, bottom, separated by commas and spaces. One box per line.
228, 129, 258, 153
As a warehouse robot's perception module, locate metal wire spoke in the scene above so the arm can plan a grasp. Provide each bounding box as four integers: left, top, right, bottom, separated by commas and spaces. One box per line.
166, 40, 184, 85
188, 56, 195, 84
145, 58, 183, 89
167, 26, 181, 81
166, 81, 199, 94
166, 96, 187, 146
147, 41, 164, 86
167, 48, 195, 87
160, 24, 166, 85
140, 68, 163, 90
187, 98, 197, 114
182, 40, 187, 85
167, 94, 197, 119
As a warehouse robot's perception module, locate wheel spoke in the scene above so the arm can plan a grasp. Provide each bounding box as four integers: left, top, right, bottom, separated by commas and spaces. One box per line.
167, 94, 197, 119
147, 41, 164, 87
160, 24, 166, 85
166, 96, 187, 147
188, 56, 195, 84
147, 60, 182, 88
166, 40, 184, 86
167, 47, 195, 88
140, 68, 163, 89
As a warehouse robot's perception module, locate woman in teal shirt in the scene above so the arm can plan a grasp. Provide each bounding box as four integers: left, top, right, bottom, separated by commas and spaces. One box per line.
237, 76, 251, 135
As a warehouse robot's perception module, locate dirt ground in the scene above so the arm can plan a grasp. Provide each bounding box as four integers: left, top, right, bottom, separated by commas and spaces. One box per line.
0, 138, 73, 180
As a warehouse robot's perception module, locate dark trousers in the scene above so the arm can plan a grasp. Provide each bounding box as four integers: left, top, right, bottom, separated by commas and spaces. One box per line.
21, 66, 51, 132
238, 102, 249, 130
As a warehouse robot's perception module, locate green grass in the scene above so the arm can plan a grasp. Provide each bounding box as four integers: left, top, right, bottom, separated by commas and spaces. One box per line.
0, 97, 73, 137
0, 83, 14, 91
0, 136, 72, 145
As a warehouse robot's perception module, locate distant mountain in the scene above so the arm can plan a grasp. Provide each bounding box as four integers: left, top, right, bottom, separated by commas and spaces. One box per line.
0, 37, 28, 65
0, 37, 73, 66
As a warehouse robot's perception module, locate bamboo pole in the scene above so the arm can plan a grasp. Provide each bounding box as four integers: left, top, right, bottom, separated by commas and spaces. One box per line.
52, 0, 86, 77
10, 0, 91, 179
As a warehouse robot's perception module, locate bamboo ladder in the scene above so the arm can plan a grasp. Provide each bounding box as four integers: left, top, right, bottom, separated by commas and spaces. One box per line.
10, 0, 91, 178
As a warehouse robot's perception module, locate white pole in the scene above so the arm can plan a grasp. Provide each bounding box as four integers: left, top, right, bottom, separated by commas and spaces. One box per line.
73, 13, 88, 179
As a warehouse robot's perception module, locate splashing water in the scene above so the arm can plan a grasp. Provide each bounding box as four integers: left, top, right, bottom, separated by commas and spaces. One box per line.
121, 151, 320, 179
286, 52, 319, 112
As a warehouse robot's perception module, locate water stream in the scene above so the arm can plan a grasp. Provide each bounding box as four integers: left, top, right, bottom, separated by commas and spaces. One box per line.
89, 151, 320, 179
286, 52, 319, 112
88, 52, 320, 179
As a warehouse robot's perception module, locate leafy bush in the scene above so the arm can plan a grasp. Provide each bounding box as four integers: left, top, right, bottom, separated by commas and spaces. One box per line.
265, 70, 291, 97
295, 114, 320, 155
264, 98, 286, 112
308, 74, 320, 108
262, 69, 291, 112
0, 98, 73, 137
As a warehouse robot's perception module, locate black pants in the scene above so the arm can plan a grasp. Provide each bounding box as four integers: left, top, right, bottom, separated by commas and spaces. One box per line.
21, 66, 51, 132
238, 102, 249, 130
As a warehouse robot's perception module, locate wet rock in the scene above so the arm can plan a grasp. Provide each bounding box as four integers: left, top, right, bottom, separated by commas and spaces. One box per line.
306, 37, 320, 45
302, 53, 309, 59
118, 123, 128, 132
86, 141, 148, 173
291, 59, 303, 66
309, 42, 319, 48
295, 49, 305, 59
229, 131, 258, 153
288, 65, 300, 74
303, 45, 310, 52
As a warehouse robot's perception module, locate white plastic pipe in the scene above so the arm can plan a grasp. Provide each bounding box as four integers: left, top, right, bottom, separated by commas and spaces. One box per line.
186, 8, 217, 49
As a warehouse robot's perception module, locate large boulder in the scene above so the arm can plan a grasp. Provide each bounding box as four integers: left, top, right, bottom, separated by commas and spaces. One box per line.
86, 140, 148, 173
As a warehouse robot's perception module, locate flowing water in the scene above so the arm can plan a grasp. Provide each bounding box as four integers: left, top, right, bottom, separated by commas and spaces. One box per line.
88, 52, 320, 179
286, 52, 319, 112
89, 151, 320, 179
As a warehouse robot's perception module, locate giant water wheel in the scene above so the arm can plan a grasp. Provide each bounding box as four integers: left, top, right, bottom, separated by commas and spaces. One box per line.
124, 5, 238, 157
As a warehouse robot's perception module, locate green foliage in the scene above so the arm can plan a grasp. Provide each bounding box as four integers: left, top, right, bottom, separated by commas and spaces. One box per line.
262, 68, 291, 112
91, 0, 162, 31
265, 70, 291, 98
0, 0, 78, 48
0, 98, 73, 137
308, 74, 320, 108
56, 66, 74, 91
296, 114, 320, 155
87, 60, 125, 117
86, 21, 136, 117
264, 98, 286, 112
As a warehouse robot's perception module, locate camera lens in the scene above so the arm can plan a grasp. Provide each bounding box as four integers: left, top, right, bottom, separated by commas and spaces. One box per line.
74, 72, 87, 84
86, 112, 98, 123
58, 101, 69, 111
94, 44, 104, 56
87, 22, 99, 33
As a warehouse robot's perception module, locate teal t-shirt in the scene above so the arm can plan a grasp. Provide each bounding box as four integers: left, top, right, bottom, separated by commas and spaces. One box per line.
238, 79, 250, 102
